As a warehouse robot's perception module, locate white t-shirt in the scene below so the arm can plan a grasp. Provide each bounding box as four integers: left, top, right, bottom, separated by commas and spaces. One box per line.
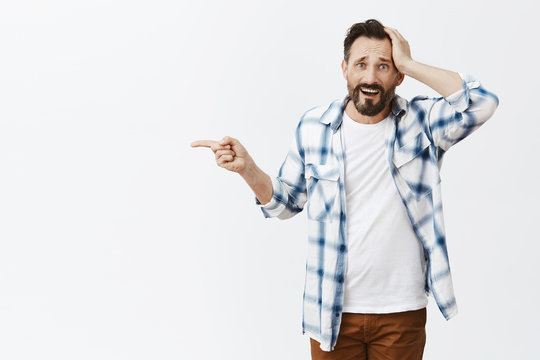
341, 110, 428, 313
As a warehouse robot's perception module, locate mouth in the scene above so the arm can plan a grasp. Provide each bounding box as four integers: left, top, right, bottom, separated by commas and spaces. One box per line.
360, 87, 380, 97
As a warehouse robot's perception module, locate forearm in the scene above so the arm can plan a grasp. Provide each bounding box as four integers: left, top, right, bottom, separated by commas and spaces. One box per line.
401, 60, 463, 98
240, 164, 273, 205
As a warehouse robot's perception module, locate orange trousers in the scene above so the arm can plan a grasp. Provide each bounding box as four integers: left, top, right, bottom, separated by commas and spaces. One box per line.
310, 308, 426, 360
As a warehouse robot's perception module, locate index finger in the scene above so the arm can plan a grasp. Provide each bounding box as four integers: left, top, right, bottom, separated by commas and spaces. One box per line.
191, 139, 218, 148
191, 140, 231, 151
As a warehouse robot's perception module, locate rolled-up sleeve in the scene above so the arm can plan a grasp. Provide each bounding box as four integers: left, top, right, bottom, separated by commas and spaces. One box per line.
256, 177, 289, 218
427, 73, 499, 151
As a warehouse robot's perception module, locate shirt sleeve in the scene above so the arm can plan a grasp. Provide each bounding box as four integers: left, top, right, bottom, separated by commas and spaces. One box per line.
427, 73, 499, 151
255, 119, 307, 220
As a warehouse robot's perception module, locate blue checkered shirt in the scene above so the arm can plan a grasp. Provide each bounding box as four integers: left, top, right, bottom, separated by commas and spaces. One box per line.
257, 73, 498, 351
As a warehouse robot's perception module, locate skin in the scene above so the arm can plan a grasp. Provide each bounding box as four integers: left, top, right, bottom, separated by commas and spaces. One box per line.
341, 35, 404, 124
190, 136, 273, 204
191, 27, 463, 204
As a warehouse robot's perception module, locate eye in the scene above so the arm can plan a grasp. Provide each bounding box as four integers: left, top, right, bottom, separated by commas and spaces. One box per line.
379, 64, 389, 70
357, 63, 365, 68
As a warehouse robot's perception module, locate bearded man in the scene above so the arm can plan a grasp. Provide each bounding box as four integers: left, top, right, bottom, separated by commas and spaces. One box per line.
192, 19, 498, 360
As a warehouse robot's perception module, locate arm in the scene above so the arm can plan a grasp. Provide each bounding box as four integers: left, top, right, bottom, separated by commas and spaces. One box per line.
384, 27, 463, 97
385, 27, 499, 151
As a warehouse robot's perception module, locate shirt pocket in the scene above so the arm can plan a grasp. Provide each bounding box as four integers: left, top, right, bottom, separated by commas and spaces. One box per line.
392, 131, 434, 197
304, 163, 340, 222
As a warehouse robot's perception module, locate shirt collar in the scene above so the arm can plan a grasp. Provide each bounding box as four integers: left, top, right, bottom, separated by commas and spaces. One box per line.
320, 94, 408, 131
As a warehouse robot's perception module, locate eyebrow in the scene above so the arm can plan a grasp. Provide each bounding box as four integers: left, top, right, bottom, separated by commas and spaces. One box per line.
355, 56, 392, 63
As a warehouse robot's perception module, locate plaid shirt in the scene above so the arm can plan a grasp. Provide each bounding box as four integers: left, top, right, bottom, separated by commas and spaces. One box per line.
257, 73, 498, 351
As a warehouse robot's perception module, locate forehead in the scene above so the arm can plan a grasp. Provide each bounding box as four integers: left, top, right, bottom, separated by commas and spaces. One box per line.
348, 36, 392, 61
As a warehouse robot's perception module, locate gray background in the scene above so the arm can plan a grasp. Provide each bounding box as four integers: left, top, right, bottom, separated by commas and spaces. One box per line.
1, 0, 538, 359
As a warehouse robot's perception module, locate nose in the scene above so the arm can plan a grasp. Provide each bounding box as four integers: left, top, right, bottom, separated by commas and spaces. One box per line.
364, 65, 377, 84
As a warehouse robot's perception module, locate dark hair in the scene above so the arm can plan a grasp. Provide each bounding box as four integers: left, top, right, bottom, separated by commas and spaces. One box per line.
343, 19, 389, 62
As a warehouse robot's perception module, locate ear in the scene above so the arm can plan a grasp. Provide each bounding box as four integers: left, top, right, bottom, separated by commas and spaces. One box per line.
395, 71, 405, 86
341, 59, 348, 80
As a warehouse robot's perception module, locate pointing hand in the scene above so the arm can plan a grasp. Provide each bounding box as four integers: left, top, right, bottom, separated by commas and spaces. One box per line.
191, 136, 253, 175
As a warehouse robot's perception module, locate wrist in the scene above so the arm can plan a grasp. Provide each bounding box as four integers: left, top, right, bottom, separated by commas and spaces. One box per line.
238, 159, 259, 180
398, 58, 417, 77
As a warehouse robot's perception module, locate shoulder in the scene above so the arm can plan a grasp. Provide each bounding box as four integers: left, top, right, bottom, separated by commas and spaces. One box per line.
304, 98, 345, 122
395, 95, 437, 139
408, 94, 441, 109
300, 101, 334, 123
294, 99, 341, 144
400, 94, 443, 122
297, 99, 341, 128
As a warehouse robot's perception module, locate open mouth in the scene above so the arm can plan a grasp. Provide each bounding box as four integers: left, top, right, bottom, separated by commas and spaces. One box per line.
360, 87, 380, 96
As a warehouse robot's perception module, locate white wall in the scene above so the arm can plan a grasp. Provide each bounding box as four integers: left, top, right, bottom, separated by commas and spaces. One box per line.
0, 0, 538, 359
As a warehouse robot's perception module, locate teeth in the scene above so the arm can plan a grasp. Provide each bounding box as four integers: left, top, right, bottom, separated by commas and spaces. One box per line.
361, 88, 378, 94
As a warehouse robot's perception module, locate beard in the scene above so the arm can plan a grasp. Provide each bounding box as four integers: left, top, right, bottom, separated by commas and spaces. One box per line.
348, 81, 397, 117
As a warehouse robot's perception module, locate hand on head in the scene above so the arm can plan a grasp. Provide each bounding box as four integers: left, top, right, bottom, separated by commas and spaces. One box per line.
384, 27, 413, 73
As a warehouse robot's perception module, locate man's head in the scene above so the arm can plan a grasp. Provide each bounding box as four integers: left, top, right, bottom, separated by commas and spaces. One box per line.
342, 19, 404, 117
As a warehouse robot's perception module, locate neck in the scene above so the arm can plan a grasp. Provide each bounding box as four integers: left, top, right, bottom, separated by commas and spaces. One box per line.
344, 101, 392, 124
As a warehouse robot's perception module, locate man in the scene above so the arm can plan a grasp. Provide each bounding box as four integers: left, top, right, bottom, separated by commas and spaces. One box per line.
191, 19, 498, 360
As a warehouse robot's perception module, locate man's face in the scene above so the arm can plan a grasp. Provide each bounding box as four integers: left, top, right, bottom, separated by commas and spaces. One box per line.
342, 36, 404, 117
